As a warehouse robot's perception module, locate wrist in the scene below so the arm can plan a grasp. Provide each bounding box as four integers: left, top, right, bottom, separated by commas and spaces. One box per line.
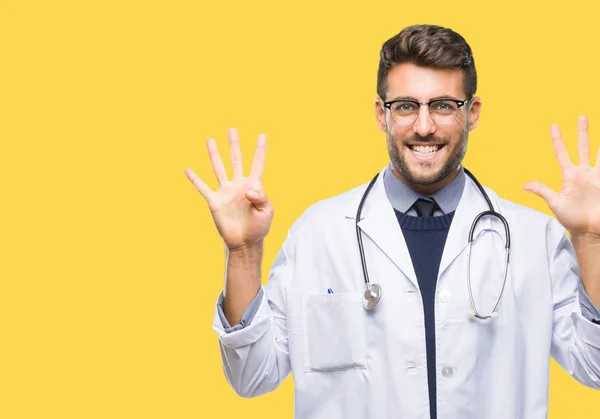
571, 232, 600, 247
227, 241, 264, 255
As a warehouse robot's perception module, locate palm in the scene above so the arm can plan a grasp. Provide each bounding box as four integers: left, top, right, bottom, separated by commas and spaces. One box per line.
210, 177, 272, 248
185, 129, 274, 250
524, 117, 600, 237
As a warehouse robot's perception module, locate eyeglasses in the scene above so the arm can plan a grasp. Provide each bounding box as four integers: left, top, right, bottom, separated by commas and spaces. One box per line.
383, 97, 472, 125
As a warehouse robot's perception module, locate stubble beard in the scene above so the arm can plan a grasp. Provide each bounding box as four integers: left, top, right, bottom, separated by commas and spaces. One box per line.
387, 124, 469, 186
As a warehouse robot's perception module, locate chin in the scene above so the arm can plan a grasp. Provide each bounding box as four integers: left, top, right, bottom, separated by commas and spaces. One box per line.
406, 170, 445, 185
393, 159, 453, 186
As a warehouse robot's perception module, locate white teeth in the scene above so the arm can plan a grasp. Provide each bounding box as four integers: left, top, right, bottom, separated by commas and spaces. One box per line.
412, 145, 440, 155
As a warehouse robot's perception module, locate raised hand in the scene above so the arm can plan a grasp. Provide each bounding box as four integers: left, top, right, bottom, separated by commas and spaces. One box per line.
524, 116, 600, 238
185, 128, 274, 251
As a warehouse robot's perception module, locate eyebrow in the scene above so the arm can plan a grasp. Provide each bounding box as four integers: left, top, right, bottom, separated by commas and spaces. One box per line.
387, 95, 460, 102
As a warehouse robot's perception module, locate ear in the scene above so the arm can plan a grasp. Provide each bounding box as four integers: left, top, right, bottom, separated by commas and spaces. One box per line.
467, 96, 482, 132
374, 98, 387, 132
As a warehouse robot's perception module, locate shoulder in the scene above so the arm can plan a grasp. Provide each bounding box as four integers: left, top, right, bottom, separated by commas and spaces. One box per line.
481, 185, 564, 236
287, 181, 369, 236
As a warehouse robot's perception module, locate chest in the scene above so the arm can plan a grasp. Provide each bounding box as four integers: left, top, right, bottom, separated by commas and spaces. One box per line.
284, 218, 551, 373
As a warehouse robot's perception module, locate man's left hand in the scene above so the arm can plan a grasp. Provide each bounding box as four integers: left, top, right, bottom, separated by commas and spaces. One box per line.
524, 116, 600, 240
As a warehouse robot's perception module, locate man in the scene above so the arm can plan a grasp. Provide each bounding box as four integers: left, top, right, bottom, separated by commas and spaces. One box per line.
185, 25, 600, 418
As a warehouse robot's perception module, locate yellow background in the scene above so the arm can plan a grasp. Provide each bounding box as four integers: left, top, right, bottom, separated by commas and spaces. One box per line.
1, 0, 600, 417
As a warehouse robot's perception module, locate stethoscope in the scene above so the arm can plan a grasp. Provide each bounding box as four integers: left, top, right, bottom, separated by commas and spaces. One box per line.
357, 168, 510, 320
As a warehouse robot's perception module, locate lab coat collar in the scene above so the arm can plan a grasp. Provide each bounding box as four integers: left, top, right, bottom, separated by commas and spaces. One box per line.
345, 166, 418, 287
345, 166, 492, 290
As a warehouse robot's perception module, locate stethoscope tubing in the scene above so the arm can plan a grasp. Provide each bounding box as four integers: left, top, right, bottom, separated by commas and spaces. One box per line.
356, 167, 511, 319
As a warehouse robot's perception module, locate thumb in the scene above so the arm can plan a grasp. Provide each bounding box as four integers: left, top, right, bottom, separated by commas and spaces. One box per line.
245, 189, 270, 209
523, 181, 557, 208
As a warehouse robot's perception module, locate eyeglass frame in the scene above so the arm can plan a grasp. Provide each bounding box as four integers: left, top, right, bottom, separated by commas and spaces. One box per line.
381, 96, 473, 125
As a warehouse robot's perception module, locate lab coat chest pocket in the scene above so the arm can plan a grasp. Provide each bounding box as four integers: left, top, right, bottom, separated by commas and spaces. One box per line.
301, 292, 367, 373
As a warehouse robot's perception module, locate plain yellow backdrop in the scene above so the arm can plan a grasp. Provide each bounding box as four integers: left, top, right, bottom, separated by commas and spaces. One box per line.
1, 0, 600, 417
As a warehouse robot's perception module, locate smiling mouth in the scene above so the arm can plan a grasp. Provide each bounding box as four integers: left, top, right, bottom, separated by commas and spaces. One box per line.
408, 144, 445, 156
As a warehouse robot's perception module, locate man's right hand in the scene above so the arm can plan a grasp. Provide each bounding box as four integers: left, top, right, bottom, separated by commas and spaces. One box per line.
185, 128, 274, 252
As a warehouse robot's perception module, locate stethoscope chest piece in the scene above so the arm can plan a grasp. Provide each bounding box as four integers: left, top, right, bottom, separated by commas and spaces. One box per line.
364, 283, 382, 310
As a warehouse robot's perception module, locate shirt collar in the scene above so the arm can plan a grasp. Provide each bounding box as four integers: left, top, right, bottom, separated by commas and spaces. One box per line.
382, 162, 465, 214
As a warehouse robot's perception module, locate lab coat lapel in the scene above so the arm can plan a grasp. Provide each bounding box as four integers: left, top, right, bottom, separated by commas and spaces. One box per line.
348, 168, 419, 288
438, 175, 491, 280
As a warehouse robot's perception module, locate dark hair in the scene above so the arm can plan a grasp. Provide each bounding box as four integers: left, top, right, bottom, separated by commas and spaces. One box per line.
377, 24, 477, 100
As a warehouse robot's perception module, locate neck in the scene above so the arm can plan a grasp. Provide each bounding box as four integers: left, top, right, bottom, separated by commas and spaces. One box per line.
391, 166, 461, 195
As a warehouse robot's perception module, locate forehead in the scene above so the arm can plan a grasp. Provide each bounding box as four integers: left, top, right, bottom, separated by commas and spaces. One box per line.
385, 63, 465, 100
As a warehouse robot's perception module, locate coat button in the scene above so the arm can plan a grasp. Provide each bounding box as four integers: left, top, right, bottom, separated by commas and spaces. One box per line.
442, 366, 454, 378
439, 290, 452, 303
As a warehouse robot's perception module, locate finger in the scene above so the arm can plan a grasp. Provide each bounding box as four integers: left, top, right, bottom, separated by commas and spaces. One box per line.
550, 124, 573, 171
245, 189, 269, 210
523, 181, 558, 209
578, 116, 590, 166
250, 133, 268, 178
207, 137, 228, 186
228, 128, 244, 178
595, 147, 600, 169
184, 168, 213, 201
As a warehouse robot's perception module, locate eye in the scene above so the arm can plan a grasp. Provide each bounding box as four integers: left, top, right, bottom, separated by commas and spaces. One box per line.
431, 100, 458, 113
392, 101, 418, 112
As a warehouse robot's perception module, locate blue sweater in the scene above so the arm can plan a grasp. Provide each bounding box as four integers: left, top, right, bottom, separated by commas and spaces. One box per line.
395, 209, 455, 419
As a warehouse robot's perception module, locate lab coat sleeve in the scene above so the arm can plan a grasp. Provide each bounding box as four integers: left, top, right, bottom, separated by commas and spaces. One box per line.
549, 219, 600, 389
212, 238, 292, 398
216, 287, 264, 333
577, 281, 600, 324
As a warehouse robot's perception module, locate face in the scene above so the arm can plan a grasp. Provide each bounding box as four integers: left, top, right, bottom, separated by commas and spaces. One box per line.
375, 63, 481, 194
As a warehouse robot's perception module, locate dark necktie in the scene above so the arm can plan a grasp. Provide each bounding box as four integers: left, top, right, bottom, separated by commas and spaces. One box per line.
412, 198, 439, 217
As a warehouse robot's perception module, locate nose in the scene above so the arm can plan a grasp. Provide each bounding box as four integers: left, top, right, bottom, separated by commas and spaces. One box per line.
413, 104, 436, 137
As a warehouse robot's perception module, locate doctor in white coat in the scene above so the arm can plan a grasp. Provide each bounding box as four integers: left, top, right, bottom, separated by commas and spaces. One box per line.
186, 24, 600, 419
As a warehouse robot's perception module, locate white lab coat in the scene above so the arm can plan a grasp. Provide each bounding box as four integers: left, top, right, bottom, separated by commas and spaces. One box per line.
213, 165, 600, 419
